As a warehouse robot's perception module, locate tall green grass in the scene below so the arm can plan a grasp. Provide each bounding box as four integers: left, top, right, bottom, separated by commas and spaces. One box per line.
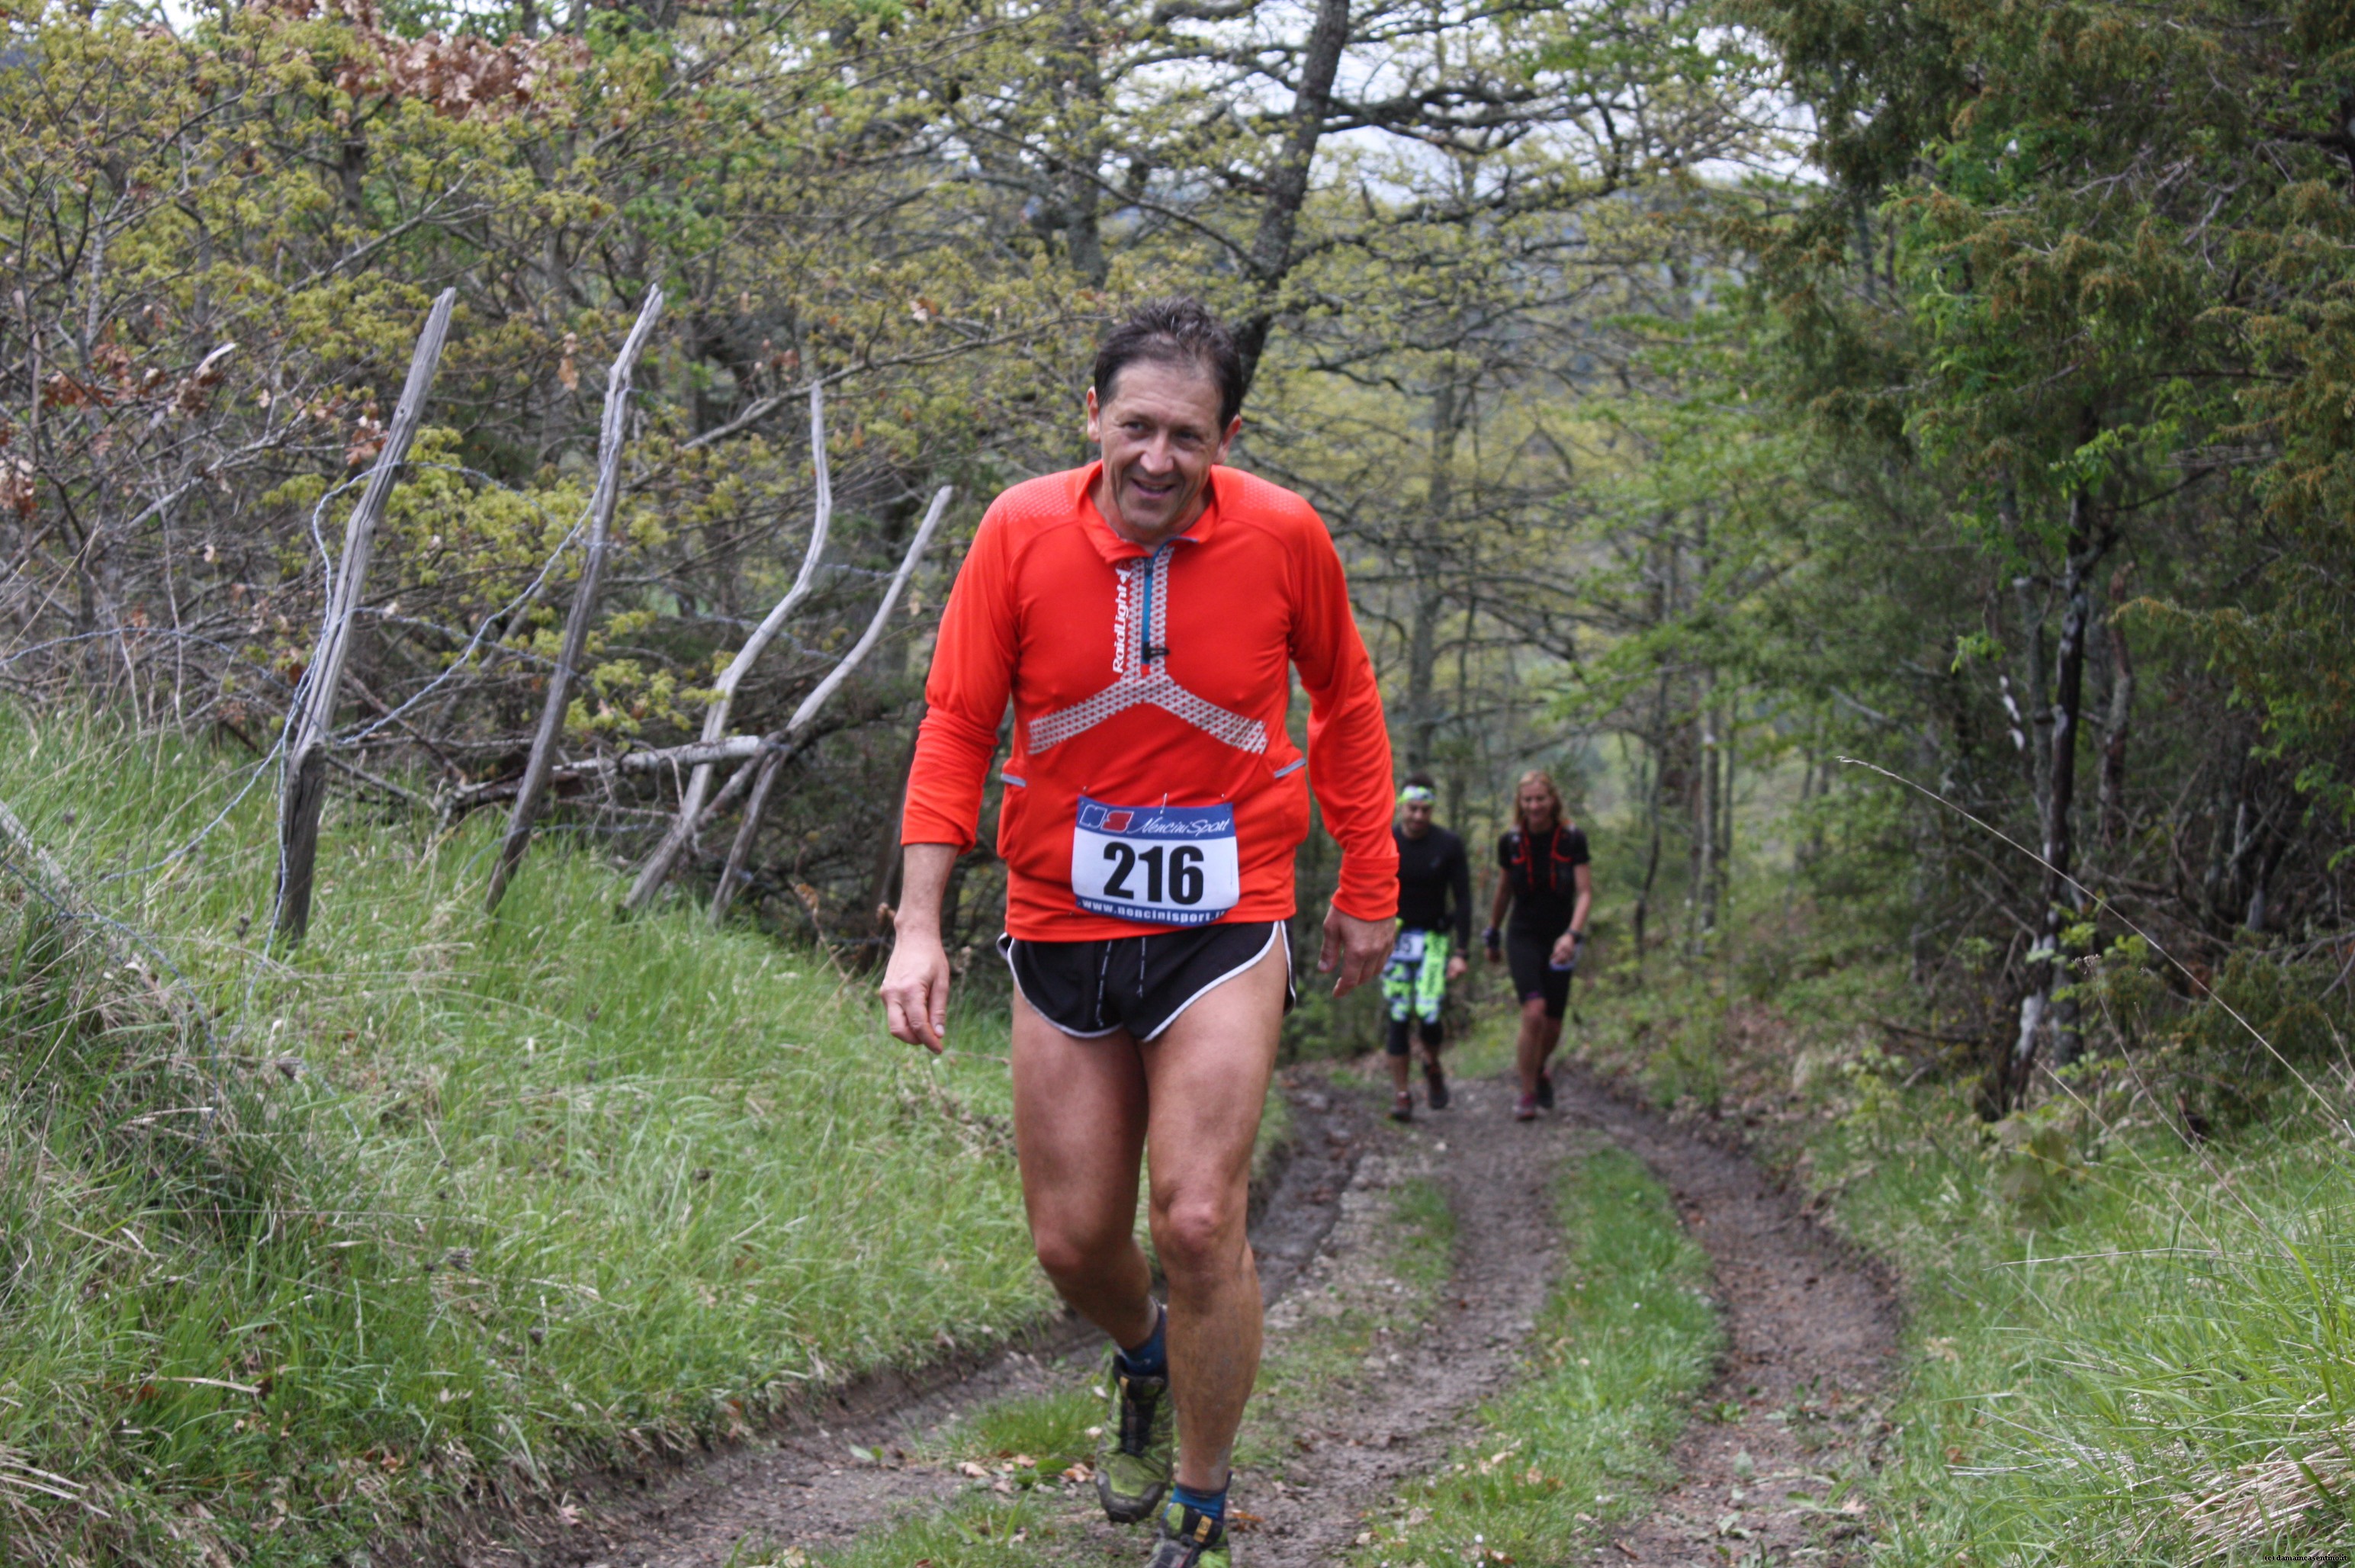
1822, 1080, 2355, 1566
0, 712, 1046, 1563
1569, 913, 2355, 1566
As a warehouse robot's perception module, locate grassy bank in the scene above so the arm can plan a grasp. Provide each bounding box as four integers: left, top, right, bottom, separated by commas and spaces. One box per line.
0, 715, 1049, 1563
1569, 923, 2355, 1566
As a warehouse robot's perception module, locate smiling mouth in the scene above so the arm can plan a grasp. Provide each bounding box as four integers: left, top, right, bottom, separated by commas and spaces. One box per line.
1126, 471, 1178, 503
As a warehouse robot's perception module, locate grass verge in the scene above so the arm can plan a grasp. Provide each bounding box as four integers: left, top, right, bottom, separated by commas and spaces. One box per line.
1569, 920, 2355, 1566
1351, 1145, 1720, 1566
0, 713, 1048, 1563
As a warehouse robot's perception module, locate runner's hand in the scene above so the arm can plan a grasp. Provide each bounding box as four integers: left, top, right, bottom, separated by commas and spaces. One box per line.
1445, 954, 1469, 981
1319, 905, 1394, 997
1550, 932, 1579, 969
879, 927, 952, 1052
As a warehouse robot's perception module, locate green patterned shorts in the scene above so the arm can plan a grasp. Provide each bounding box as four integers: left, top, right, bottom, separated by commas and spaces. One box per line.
1380, 929, 1452, 1026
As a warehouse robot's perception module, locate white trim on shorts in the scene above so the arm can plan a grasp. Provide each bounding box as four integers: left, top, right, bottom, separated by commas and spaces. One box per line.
994, 933, 1125, 1038
994, 921, 1293, 1043
1139, 918, 1290, 1042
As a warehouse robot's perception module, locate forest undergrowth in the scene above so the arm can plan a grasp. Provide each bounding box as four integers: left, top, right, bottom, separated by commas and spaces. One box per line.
0, 712, 1054, 1565
1572, 903, 2355, 1566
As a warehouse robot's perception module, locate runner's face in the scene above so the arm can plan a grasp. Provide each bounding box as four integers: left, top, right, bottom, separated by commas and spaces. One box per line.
1399, 798, 1434, 837
1518, 782, 1557, 831
1085, 360, 1239, 543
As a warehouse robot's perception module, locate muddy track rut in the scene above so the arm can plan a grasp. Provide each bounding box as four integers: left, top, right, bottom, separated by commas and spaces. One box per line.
429, 1064, 1897, 1567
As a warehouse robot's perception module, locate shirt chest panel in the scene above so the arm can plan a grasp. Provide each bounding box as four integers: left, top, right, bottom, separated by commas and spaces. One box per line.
1011, 532, 1292, 718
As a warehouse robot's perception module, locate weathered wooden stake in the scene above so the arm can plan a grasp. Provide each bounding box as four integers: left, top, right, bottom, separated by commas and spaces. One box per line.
486, 286, 666, 914
274, 288, 455, 943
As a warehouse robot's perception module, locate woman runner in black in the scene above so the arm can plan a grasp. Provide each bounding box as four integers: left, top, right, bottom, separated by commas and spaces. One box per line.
1483, 770, 1592, 1120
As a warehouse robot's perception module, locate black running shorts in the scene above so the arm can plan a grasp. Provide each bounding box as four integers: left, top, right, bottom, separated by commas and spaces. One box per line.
1505, 926, 1574, 1020
999, 921, 1293, 1042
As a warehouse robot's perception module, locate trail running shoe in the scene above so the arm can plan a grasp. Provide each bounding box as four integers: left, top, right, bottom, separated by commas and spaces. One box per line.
1534, 1069, 1555, 1110
1424, 1062, 1449, 1110
1145, 1498, 1233, 1566
1095, 1356, 1174, 1524
1513, 1092, 1540, 1122
1390, 1091, 1414, 1122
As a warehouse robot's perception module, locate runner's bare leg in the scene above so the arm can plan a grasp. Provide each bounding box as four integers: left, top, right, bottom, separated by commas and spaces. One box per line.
1515, 994, 1553, 1097
1140, 939, 1287, 1493
1010, 995, 1157, 1351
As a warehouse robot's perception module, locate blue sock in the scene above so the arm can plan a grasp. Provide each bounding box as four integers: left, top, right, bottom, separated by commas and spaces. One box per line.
1114, 1304, 1167, 1378
1172, 1480, 1227, 1523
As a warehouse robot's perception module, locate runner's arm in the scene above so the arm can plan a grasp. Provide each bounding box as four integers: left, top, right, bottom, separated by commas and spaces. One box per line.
1485, 866, 1511, 962
1448, 837, 1473, 950
884, 510, 1017, 1046
1288, 518, 1396, 991
881, 844, 956, 1050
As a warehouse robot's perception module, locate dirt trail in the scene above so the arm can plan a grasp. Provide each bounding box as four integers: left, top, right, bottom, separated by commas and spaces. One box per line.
1241, 1072, 1585, 1566
1555, 1065, 1899, 1566
464, 1068, 1373, 1568
429, 1063, 1897, 1567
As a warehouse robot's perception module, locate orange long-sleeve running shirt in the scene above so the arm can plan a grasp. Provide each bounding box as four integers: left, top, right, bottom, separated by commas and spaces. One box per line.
902, 462, 1399, 941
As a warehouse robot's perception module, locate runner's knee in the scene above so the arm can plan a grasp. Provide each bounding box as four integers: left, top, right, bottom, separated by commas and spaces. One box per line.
1149, 1192, 1245, 1279
1030, 1217, 1128, 1284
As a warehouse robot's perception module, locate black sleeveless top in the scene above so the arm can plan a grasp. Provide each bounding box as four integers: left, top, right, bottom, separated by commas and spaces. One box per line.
1496, 824, 1589, 938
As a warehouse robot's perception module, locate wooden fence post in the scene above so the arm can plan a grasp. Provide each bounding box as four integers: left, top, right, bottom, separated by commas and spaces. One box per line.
485, 287, 666, 914
273, 288, 456, 943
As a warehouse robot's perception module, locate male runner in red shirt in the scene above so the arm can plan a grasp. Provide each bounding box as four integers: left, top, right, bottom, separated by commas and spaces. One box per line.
880, 298, 1397, 1568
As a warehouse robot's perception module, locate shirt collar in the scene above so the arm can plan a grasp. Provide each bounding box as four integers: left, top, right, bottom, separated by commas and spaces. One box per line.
1075, 461, 1226, 564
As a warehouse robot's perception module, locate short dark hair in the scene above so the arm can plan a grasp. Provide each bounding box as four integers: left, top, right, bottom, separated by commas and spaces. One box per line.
1403, 770, 1437, 792
1091, 297, 1245, 429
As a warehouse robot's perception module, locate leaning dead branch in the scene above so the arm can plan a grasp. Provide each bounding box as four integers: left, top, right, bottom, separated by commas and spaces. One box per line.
628, 382, 835, 911
485, 286, 666, 914
626, 482, 953, 913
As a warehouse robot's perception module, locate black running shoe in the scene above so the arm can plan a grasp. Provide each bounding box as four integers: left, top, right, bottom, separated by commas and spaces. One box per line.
1424, 1062, 1449, 1110
1534, 1070, 1555, 1110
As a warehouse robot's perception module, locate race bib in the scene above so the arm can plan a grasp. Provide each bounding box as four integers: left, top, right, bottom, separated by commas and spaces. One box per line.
1071, 797, 1240, 926
1390, 930, 1427, 964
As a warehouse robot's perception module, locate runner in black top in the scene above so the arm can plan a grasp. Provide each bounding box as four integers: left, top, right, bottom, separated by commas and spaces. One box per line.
1483, 769, 1592, 1121
1383, 773, 1472, 1120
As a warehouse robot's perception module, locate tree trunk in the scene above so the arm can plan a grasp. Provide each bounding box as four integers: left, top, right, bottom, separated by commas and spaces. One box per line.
1690, 690, 1717, 952
1229, 0, 1352, 394
1717, 705, 1735, 922
1403, 378, 1459, 771
2097, 563, 2134, 847
852, 715, 926, 969
624, 486, 952, 910
2014, 484, 2109, 1081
